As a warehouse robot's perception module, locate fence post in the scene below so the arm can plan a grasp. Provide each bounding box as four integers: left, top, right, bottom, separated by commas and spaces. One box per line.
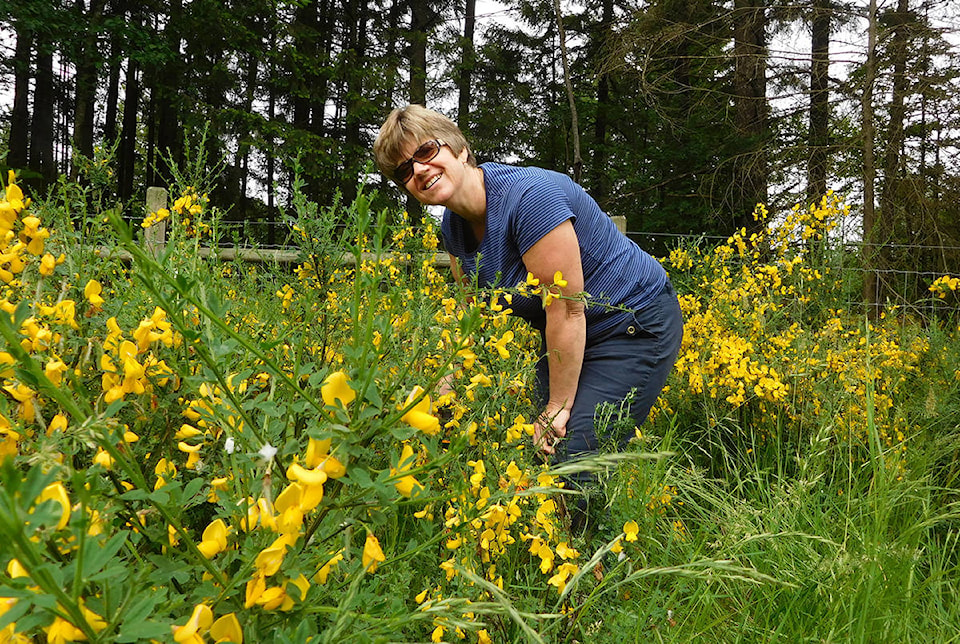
611, 215, 626, 235
145, 187, 168, 256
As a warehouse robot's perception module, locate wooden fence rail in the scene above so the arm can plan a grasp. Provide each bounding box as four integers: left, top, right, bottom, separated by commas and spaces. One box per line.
131, 187, 626, 267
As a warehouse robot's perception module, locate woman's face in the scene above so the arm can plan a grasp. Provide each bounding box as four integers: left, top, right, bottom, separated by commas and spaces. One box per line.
398, 138, 470, 207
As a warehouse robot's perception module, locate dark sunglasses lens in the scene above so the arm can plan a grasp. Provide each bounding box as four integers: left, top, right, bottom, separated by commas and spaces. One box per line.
413, 140, 440, 162
394, 160, 414, 183
394, 141, 440, 183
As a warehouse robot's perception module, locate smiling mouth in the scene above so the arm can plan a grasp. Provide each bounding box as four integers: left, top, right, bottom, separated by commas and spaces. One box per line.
424, 173, 442, 190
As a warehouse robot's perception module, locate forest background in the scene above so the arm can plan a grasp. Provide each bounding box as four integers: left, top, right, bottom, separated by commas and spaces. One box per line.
1, 0, 960, 304
3, 1, 960, 641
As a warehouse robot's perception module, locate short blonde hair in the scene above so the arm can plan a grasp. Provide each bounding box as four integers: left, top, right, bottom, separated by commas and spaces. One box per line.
373, 105, 476, 184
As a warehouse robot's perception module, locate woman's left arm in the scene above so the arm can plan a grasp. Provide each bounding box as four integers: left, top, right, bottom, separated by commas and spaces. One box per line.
522, 219, 586, 455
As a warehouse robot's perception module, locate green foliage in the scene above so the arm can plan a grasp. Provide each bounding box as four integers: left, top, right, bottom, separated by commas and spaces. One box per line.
2, 167, 960, 642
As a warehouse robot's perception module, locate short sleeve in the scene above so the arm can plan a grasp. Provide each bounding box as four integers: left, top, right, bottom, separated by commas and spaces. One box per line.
507, 175, 578, 256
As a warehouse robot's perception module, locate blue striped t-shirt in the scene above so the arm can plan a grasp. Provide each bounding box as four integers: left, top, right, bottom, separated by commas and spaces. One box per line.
441, 163, 667, 343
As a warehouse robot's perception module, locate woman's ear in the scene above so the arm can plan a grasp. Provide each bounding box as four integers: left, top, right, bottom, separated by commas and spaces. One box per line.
458, 146, 469, 163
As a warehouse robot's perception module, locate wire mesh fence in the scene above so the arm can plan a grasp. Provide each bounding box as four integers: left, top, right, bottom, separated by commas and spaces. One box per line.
128, 188, 960, 321
624, 229, 960, 321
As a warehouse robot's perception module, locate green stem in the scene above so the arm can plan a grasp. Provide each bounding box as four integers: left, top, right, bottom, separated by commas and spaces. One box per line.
106, 209, 328, 418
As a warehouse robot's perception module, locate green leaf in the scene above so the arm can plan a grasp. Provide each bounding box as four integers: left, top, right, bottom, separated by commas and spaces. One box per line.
145, 556, 191, 589
120, 489, 149, 502
345, 467, 373, 489
121, 588, 166, 626
182, 477, 207, 502
389, 425, 417, 441
117, 619, 171, 642
13, 300, 32, 327
0, 596, 30, 630
81, 530, 129, 580
148, 489, 170, 504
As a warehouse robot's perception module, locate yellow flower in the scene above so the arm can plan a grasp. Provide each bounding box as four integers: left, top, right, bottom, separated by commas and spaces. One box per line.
209, 613, 243, 643
285, 463, 326, 510
19, 215, 50, 255
6, 559, 27, 578
172, 603, 213, 644
491, 330, 514, 359
47, 412, 70, 435
0, 425, 19, 462
547, 562, 579, 594
362, 533, 386, 573
273, 484, 306, 532
255, 545, 287, 577
304, 437, 348, 478
401, 386, 441, 435
321, 371, 356, 409
44, 616, 86, 644
244, 573, 267, 609
286, 462, 328, 487
0, 351, 14, 378
623, 520, 639, 542
37, 482, 71, 530
39, 253, 57, 276
536, 542, 554, 573
92, 448, 114, 469
446, 535, 463, 550
556, 542, 580, 560
314, 551, 344, 584
197, 518, 229, 558
178, 441, 203, 470
440, 557, 457, 580
553, 270, 568, 288
391, 443, 424, 498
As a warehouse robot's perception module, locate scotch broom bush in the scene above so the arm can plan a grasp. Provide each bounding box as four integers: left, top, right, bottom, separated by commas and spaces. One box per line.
2, 166, 959, 643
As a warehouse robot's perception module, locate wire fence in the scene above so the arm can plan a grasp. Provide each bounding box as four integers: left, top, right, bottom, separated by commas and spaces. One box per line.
126, 192, 960, 321
624, 229, 960, 321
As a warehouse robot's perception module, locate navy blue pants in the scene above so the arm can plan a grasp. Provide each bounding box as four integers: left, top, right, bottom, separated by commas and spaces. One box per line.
535, 281, 684, 476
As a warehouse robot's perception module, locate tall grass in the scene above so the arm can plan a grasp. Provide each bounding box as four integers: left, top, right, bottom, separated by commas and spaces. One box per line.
1, 168, 959, 642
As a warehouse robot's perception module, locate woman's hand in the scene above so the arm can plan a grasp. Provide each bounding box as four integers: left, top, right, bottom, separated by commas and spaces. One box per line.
534, 407, 569, 455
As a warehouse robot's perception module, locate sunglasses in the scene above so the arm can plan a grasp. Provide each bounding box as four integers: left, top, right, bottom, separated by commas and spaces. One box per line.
394, 139, 447, 184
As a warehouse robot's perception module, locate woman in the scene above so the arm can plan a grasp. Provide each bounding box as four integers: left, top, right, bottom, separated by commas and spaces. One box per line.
373, 105, 683, 513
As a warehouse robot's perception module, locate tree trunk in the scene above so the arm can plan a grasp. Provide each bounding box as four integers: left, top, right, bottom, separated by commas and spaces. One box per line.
103, 2, 123, 146
383, 0, 403, 110
877, 0, 911, 306
407, 0, 433, 223
342, 0, 369, 199
292, 1, 318, 131
267, 25, 277, 245
862, 0, 878, 312
457, 0, 476, 131
408, 0, 429, 106
731, 0, 767, 231
237, 45, 260, 201
118, 51, 141, 203
590, 0, 614, 208
806, 0, 830, 206
8, 21, 32, 170
344, 0, 366, 149
313, 0, 333, 137
30, 41, 57, 187
153, 0, 183, 187
553, 0, 582, 182
71, 0, 105, 180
